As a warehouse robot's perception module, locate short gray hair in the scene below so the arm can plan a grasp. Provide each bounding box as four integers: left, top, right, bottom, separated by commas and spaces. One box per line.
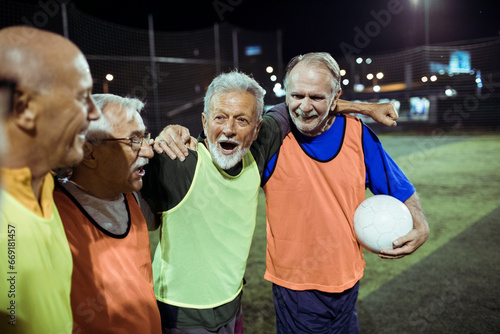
283, 52, 341, 96
86, 94, 145, 142
204, 71, 264, 122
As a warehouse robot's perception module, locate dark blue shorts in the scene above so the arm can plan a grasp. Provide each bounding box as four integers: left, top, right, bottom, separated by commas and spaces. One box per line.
272, 282, 360, 334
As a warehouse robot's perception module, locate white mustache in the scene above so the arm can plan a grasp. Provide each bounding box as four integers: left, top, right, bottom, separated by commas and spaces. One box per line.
216, 136, 240, 146
131, 157, 149, 172
295, 108, 318, 118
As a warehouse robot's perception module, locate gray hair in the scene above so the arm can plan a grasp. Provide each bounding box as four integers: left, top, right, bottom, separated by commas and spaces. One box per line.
86, 94, 145, 142
283, 52, 341, 96
204, 71, 265, 122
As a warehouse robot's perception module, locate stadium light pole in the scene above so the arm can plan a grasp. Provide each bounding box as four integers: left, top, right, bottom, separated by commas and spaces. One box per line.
148, 14, 161, 134
412, 0, 430, 46
424, 0, 430, 45
103, 74, 113, 94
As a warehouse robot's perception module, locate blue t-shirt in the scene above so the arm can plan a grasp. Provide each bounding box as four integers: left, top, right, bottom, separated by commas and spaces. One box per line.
262, 113, 415, 203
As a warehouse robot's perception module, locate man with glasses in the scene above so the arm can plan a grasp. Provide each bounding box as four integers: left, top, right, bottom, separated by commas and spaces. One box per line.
53, 94, 161, 333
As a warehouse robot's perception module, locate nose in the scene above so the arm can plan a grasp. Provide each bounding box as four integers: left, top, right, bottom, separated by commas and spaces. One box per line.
300, 98, 313, 113
139, 138, 154, 158
87, 95, 101, 121
222, 118, 236, 137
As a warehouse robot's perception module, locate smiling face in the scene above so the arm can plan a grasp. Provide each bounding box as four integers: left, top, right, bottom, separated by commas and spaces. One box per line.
202, 90, 262, 170
286, 62, 341, 137
90, 104, 154, 199
0, 26, 101, 175
36, 52, 100, 169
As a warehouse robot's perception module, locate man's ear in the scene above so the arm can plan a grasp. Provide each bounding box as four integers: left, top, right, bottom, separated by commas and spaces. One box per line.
12, 89, 37, 132
253, 118, 263, 141
330, 89, 343, 112
201, 112, 207, 137
81, 142, 97, 168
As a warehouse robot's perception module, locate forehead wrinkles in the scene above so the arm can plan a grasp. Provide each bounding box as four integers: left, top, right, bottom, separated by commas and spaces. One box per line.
210, 91, 253, 113
107, 108, 145, 135
130, 113, 146, 132
290, 64, 334, 94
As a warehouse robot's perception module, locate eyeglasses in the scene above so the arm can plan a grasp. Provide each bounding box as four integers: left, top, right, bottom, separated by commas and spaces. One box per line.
99, 132, 151, 151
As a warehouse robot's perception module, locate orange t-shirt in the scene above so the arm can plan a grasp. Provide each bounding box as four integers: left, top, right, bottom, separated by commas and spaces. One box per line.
263, 115, 366, 293
53, 188, 161, 334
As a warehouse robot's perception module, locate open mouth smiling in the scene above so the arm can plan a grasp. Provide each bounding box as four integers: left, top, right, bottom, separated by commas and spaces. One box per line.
134, 164, 146, 177
218, 141, 239, 154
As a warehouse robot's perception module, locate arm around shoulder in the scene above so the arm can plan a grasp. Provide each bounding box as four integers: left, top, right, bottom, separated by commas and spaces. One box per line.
154, 124, 198, 161
135, 190, 162, 231
335, 99, 398, 127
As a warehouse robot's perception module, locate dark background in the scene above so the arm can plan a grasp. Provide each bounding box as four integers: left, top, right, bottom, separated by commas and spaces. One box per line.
16, 0, 500, 61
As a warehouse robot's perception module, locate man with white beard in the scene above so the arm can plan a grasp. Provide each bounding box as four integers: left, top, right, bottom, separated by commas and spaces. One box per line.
141, 71, 273, 334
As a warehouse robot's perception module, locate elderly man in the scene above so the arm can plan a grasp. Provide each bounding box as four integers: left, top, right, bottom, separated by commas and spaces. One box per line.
53, 94, 161, 333
143, 70, 393, 333
0, 26, 100, 333
141, 71, 277, 334
260, 52, 429, 333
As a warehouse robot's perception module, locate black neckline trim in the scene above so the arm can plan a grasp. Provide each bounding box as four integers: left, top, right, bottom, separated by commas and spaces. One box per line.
291, 114, 346, 163
55, 178, 132, 239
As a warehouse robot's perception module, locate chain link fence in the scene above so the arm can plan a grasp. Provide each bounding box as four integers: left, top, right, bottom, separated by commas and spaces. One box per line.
2, 0, 499, 134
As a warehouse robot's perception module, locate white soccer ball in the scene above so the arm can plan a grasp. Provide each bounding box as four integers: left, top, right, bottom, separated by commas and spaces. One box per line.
353, 195, 413, 254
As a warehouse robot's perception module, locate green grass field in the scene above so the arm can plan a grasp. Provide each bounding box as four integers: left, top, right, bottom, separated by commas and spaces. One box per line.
149, 132, 500, 333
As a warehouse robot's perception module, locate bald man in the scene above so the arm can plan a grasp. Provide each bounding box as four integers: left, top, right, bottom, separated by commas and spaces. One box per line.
0, 26, 100, 333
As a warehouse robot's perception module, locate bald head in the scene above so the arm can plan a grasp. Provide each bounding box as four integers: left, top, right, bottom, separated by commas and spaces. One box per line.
0, 26, 100, 188
0, 26, 87, 94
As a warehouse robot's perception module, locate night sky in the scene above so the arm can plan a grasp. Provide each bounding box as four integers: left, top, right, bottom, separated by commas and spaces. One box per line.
69, 0, 499, 61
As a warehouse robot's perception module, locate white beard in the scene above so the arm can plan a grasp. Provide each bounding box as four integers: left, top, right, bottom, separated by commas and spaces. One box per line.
207, 136, 249, 170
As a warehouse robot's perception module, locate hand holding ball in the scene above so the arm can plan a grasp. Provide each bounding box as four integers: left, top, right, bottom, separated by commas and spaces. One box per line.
354, 195, 413, 254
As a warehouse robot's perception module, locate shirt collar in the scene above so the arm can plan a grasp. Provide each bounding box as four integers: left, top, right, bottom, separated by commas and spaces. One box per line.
1, 167, 54, 219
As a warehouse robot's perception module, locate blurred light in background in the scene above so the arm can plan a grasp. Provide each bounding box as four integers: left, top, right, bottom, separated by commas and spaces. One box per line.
445, 87, 457, 97
273, 83, 285, 98
354, 84, 365, 92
